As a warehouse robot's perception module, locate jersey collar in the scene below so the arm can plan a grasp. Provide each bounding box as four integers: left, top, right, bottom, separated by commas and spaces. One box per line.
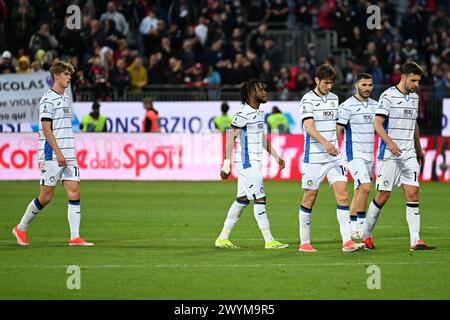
353, 95, 369, 108
312, 89, 328, 103
395, 85, 410, 102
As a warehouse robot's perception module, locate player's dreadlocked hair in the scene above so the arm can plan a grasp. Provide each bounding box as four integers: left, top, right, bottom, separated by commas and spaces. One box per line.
240, 78, 264, 105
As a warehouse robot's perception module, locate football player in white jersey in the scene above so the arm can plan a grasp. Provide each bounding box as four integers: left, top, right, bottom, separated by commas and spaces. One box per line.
12, 61, 94, 247
215, 79, 289, 249
299, 64, 363, 253
337, 73, 377, 239
362, 61, 435, 251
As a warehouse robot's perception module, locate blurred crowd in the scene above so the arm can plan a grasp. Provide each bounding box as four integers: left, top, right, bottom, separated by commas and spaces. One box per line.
0, 0, 449, 101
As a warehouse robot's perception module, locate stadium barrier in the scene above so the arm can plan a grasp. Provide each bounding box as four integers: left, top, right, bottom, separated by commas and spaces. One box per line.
1, 133, 449, 182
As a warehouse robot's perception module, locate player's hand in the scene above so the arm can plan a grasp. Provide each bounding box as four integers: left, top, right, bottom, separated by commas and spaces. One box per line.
220, 170, 230, 179
416, 149, 425, 166
388, 141, 402, 157
323, 141, 339, 156
56, 153, 67, 167
220, 159, 231, 180
278, 158, 285, 170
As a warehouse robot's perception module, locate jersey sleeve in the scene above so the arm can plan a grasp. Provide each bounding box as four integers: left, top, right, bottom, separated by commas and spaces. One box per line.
300, 99, 314, 122
376, 93, 391, 117
231, 112, 248, 128
337, 104, 351, 126
39, 97, 54, 121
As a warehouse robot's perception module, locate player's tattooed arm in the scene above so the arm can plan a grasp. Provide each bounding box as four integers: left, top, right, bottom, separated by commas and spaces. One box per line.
374, 115, 401, 157
303, 118, 339, 156
262, 132, 285, 170
414, 122, 425, 165
220, 128, 240, 179
41, 120, 67, 167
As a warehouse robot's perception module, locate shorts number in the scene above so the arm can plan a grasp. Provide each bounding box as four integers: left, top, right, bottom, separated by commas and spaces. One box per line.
340, 166, 346, 176
74, 166, 79, 177
414, 171, 417, 182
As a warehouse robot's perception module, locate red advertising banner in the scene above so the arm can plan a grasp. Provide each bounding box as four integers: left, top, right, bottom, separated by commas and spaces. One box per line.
0, 133, 449, 181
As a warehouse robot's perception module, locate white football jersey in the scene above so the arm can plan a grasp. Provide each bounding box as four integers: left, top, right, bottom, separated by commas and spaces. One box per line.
231, 103, 265, 170
38, 89, 77, 164
300, 90, 341, 164
337, 95, 377, 162
376, 86, 418, 161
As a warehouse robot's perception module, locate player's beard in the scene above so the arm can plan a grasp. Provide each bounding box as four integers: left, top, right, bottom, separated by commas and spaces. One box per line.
406, 85, 418, 94
257, 96, 267, 104
357, 88, 371, 99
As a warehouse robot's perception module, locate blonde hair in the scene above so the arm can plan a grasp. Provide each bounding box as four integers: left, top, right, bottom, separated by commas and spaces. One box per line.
49, 60, 75, 80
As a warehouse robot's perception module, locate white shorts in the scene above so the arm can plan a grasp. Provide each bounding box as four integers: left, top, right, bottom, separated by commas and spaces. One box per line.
301, 161, 348, 190
376, 158, 420, 191
348, 159, 374, 189
40, 161, 80, 187
236, 166, 265, 200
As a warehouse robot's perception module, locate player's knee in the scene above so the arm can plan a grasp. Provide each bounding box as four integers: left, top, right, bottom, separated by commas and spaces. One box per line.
376, 191, 390, 205
302, 191, 317, 207
38, 196, 52, 206
359, 184, 371, 195
68, 191, 80, 200
336, 192, 349, 204
405, 190, 419, 202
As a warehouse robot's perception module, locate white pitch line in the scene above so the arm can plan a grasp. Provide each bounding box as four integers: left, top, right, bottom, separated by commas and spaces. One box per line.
0, 260, 448, 270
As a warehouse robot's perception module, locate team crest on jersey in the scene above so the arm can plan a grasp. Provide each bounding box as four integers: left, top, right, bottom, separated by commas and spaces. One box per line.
331, 102, 336, 107
63, 108, 70, 115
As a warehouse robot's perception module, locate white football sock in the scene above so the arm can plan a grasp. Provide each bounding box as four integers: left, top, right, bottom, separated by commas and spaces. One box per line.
219, 199, 248, 239
68, 200, 81, 240
299, 206, 312, 245
253, 202, 274, 242
19, 198, 44, 231
357, 211, 366, 231
362, 200, 382, 239
406, 202, 420, 246
337, 205, 352, 243
350, 216, 358, 233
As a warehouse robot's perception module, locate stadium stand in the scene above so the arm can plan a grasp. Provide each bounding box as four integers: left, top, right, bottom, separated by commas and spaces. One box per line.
0, 0, 449, 134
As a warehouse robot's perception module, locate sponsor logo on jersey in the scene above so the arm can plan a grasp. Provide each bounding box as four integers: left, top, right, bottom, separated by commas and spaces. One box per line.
404, 109, 414, 118
323, 111, 335, 120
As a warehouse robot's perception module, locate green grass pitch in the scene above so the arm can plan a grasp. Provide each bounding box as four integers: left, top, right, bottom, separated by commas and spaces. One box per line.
0, 180, 449, 299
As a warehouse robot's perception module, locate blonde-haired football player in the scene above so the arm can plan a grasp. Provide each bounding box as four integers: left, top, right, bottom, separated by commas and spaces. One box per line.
12, 60, 94, 246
